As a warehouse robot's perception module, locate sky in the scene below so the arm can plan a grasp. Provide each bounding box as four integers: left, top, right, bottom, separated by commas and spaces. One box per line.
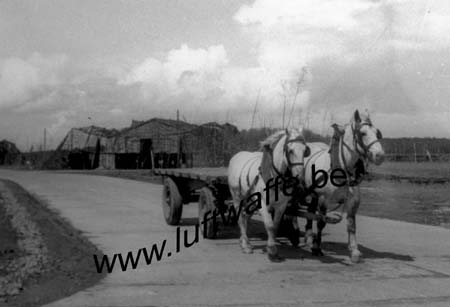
1, 0, 450, 150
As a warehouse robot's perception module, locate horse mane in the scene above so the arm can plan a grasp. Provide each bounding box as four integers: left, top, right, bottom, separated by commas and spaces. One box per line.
259, 130, 285, 151
364, 116, 372, 125
353, 111, 372, 126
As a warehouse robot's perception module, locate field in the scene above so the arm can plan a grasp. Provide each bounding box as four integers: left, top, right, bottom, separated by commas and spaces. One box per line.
359, 162, 450, 229
369, 161, 450, 180
360, 180, 450, 228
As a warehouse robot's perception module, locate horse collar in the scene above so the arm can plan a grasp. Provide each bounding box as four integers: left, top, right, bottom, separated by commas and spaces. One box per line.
263, 136, 284, 179
339, 130, 366, 186
264, 134, 305, 180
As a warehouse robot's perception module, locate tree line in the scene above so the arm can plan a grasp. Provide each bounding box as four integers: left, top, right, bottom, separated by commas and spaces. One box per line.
224, 128, 450, 163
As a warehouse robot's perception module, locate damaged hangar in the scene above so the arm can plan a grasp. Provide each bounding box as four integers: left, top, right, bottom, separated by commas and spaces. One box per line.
57, 118, 238, 169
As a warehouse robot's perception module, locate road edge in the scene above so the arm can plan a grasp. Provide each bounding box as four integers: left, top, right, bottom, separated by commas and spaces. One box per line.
0, 179, 107, 307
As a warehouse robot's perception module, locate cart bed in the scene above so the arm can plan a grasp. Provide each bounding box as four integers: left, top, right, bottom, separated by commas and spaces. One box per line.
153, 167, 228, 185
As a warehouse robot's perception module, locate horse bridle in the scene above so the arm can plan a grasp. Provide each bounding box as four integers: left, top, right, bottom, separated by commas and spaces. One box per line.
339, 121, 382, 184
265, 134, 310, 178
283, 136, 311, 167
350, 122, 382, 159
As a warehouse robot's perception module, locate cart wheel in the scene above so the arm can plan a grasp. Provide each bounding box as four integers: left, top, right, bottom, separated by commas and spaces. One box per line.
162, 177, 183, 225
198, 187, 217, 239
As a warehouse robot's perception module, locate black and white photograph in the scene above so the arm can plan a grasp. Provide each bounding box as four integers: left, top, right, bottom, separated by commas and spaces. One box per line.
1, 0, 450, 306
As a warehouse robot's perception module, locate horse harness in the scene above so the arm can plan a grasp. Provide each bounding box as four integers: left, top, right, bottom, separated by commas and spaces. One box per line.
340, 121, 382, 186
260, 134, 309, 182
238, 134, 309, 209
282, 121, 383, 223
301, 120, 382, 198
346, 121, 382, 161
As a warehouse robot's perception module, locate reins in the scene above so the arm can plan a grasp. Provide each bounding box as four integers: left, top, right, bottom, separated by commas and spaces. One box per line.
350, 122, 381, 159
284, 136, 309, 167
238, 131, 308, 202
266, 133, 309, 179
339, 121, 381, 186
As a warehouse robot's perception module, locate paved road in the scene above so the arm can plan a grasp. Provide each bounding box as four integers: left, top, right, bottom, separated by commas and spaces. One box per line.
1, 170, 449, 307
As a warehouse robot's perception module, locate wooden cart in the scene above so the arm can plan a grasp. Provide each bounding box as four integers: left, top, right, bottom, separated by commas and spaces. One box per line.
153, 168, 231, 239
154, 167, 342, 240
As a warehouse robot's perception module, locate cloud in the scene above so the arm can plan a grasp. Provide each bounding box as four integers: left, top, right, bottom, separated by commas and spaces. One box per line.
0, 57, 39, 107
235, 0, 450, 56
234, 0, 378, 30
2, 0, 450, 150
121, 43, 313, 121
235, 0, 385, 66
0, 53, 68, 108
231, 0, 450, 130
385, 0, 450, 51
121, 44, 228, 97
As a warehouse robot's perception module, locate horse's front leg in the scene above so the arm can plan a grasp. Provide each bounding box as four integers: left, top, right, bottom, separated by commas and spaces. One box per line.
238, 210, 253, 254
304, 219, 314, 246
312, 205, 326, 256
231, 188, 254, 254
304, 195, 318, 247
272, 200, 289, 242
259, 197, 286, 262
346, 191, 362, 263
286, 215, 300, 247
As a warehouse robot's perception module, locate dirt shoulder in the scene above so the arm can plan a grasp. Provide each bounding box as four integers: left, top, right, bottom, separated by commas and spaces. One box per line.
0, 179, 106, 307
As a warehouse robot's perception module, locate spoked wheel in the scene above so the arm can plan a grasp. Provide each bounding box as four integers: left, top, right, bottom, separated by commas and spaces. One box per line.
198, 187, 217, 239
162, 177, 183, 225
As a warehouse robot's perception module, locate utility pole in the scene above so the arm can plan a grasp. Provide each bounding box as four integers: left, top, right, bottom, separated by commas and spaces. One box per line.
305, 109, 311, 130
413, 142, 417, 163
286, 67, 307, 128
251, 89, 261, 129
281, 81, 288, 129
43, 128, 47, 151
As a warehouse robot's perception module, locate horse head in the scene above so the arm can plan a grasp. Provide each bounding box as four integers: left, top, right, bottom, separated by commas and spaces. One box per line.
349, 110, 385, 165
261, 127, 310, 179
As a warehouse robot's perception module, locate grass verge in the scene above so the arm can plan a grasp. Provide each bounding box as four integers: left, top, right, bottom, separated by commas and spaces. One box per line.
0, 179, 106, 307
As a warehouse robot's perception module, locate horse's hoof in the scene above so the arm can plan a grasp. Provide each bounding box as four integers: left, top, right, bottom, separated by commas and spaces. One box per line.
350, 250, 362, 263
290, 239, 299, 248
240, 238, 253, 254
311, 247, 324, 257
266, 245, 283, 262
304, 232, 314, 247
288, 230, 300, 247
288, 235, 300, 247
268, 253, 284, 262
241, 246, 253, 254
298, 237, 307, 247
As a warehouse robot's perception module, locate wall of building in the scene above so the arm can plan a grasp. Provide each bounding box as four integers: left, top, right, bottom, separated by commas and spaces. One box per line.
56, 119, 238, 169
110, 120, 192, 154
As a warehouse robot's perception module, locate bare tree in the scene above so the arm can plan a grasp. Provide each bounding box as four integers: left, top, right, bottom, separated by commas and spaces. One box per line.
286, 67, 308, 128
251, 88, 261, 129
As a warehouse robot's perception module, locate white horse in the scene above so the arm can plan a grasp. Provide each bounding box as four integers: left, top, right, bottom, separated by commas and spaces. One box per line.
228, 128, 310, 262
301, 110, 384, 263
